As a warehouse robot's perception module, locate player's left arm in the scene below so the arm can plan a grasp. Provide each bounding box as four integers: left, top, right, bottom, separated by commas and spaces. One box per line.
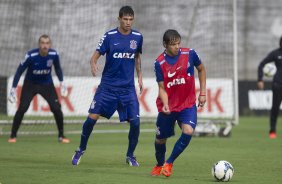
191, 49, 206, 107
196, 63, 206, 107
135, 52, 143, 94
53, 53, 68, 97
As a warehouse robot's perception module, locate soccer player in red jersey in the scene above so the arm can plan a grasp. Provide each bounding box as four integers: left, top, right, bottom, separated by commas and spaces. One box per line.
151, 29, 206, 177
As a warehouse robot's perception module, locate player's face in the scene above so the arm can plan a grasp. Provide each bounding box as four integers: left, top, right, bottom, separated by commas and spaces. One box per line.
39, 37, 51, 56
118, 15, 134, 33
165, 39, 181, 56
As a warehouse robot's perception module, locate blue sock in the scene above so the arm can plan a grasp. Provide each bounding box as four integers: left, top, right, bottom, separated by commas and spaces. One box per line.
166, 133, 192, 164
79, 117, 97, 151
155, 142, 166, 166
126, 119, 140, 157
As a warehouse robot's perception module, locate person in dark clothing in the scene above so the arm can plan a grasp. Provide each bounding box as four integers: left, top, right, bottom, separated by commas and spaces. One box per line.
7, 35, 70, 143
257, 36, 282, 139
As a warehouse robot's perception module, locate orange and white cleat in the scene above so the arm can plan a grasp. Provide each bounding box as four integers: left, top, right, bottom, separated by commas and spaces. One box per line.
151, 165, 163, 176
8, 138, 17, 143
59, 137, 70, 143
269, 132, 277, 139
161, 162, 173, 177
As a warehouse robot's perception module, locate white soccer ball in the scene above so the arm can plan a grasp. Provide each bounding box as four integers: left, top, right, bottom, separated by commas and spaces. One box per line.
263, 63, 276, 77
212, 160, 234, 182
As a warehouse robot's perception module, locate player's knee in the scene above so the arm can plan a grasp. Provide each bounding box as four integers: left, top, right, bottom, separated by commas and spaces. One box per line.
88, 113, 99, 120
155, 138, 166, 144
129, 118, 140, 127
182, 124, 194, 135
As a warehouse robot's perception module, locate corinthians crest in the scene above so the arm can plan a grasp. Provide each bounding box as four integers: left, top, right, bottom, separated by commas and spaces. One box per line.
47, 59, 53, 67
130, 40, 137, 49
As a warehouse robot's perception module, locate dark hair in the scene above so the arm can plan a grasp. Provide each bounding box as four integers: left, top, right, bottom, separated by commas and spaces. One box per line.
163, 29, 181, 45
38, 34, 50, 43
119, 6, 134, 18
280, 36, 282, 48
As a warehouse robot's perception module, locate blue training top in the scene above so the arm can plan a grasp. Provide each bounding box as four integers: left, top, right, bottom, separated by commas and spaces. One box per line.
12, 48, 63, 87
96, 27, 143, 89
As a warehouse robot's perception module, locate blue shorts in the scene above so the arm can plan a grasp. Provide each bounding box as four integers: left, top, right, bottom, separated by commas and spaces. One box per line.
155, 105, 197, 139
88, 85, 139, 122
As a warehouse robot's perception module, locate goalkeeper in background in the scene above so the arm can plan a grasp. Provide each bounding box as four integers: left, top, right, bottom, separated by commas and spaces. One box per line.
7, 34, 70, 143
257, 36, 282, 139
72, 6, 143, 167
151, 29, 206, 177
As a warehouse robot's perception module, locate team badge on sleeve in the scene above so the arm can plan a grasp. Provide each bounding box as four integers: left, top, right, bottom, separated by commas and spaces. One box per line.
130, 40, 137, 49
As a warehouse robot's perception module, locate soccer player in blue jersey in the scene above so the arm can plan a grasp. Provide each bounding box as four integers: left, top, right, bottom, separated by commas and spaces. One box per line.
151, 30, 206, 177
72, 6, 143, 166
7, 35, 70, 143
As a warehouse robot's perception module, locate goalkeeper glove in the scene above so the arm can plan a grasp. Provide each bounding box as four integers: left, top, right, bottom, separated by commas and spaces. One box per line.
60, 82, 68, 97
8, 87, 17, 103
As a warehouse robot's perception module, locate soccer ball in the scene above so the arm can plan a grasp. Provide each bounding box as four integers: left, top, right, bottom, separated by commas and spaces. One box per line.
263, 63, 276, 77
212, 160, 234, 182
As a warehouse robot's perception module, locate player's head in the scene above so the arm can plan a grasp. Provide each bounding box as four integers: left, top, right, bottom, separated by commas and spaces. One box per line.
118, 6, 134, 33
38, 34, 51, 56
163, 29, 181, 56
280, 36, 282, 48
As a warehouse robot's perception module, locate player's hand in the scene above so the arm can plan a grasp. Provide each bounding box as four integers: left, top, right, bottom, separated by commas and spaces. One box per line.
138, 77, 143, 94
8, 87, 17, 103
60, 82, 68, 97
198, 95, 206, 108
162, 104, 170, 114
257, 81, 264, 90
91, 64, 99, 77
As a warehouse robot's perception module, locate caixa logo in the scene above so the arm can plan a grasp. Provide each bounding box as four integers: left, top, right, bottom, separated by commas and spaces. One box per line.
167, 78, 186, 88
33, 69, 51, 75
113, 52, 135, 59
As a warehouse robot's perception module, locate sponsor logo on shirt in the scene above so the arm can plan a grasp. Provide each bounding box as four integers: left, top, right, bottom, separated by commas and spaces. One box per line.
130, 40, 137, 49
113, 52, 135, 59
33, 69, 51, 75
168, 71, 176, 78
167, 78, 186, 88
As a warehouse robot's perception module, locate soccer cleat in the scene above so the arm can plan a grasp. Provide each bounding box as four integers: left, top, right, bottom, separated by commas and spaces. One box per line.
8, 138, 17, 143
72, 149, 84, 165
269, 132, 277, 139
126, 156, 139, 166
151, 165, 163, 176
59, 136, 70, 143
161, 162, 173, 177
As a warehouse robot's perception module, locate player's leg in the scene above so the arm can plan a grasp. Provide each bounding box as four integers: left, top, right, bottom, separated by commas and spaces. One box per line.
9, 81, 35, 142
151, 112, 176, 176
269, 83, 282, 138
72, 87, 118, 165
78, 113, 99, 152
39, 84, 68, 143
163, 106, 197, 177
118, 91, 140, 166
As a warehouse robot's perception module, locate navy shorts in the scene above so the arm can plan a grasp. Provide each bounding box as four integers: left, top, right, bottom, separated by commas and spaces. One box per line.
88, 85, 139, 122
155, 105, 197, 139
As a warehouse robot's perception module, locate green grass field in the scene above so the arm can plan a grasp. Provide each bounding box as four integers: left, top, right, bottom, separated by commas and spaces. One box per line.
0, 116, 282, 184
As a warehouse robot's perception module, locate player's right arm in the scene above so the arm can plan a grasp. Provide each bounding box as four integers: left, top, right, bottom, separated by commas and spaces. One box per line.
90, 51, 101, 76
154, 61, 170, 114
257, 51, 275, 89
8, 53, 30, 103
158, 82, 170, 114
91, 32, 109, 76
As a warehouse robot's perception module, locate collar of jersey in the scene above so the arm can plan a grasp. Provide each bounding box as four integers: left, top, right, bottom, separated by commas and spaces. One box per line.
164, 50, 181, 66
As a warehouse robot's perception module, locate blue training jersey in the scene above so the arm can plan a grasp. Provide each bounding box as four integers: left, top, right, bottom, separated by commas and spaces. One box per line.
96, 28, 143, 88
154, 49, 202, 82
12, 48, 63, 87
